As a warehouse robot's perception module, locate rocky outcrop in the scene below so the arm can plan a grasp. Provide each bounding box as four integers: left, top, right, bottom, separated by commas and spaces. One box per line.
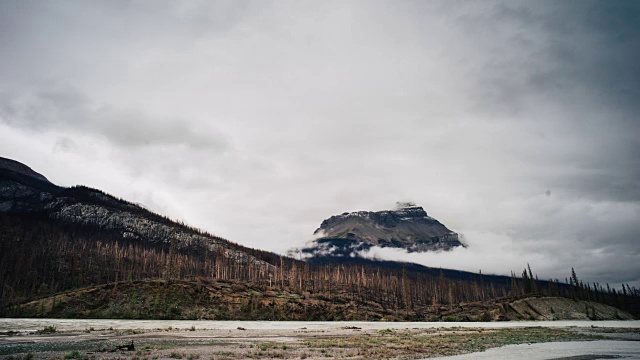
295, 202, 463, 258
42, 199, 256, 262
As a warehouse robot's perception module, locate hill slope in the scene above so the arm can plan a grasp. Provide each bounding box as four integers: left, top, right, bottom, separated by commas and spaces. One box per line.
0, 157, 49, 182
0, 157, 279, 309
0, 157, 273, 264
13, 279, 634, 321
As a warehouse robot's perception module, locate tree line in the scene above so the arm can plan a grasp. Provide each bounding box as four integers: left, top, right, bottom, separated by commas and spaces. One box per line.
1, 212, 638, 317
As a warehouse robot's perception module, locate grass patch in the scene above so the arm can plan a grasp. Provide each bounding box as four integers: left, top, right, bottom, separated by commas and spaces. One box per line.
64, 350, 88, 359
304, 327, 607, 358
5, 354, 35, 360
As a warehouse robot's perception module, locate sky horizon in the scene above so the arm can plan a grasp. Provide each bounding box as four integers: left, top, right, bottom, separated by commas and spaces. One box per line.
1, 1, 639, 288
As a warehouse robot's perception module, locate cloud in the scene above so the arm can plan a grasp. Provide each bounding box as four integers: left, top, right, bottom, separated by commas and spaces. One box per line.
359, 216, 640, 288
0, 87, 229, 150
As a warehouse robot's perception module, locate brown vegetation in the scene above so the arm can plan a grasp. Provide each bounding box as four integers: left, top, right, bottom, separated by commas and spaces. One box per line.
12, 279, 635, 321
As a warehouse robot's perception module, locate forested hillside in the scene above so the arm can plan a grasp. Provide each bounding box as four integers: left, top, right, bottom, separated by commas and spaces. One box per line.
2, 211, 638, 319
1, 157, 638, 319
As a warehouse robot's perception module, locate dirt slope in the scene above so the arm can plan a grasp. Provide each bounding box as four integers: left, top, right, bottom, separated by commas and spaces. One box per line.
8, 280, 634, 321
507, 296, 634, 320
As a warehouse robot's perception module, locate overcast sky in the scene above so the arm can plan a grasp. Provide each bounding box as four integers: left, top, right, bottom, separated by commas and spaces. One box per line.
1, 0, 639, 287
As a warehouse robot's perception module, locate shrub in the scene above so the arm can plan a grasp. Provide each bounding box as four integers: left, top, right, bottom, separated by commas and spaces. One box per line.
36, 326, 57, 334
64, 351, 87, 359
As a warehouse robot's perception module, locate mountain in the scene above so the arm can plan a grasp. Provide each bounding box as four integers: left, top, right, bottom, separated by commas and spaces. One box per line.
0, 156, 280, 308
294, 202, 463, 258
0, 156, 271, 263
2, 156, 637, 320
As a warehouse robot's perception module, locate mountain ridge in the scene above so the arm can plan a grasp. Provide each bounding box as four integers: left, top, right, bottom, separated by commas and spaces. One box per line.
0, 156, 50, 183
0, 156, 279, 274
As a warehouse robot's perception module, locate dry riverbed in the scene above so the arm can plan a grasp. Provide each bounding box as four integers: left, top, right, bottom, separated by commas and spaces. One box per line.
1, 323, 639, 359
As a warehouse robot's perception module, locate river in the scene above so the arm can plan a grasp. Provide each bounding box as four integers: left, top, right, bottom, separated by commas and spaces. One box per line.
428, 340, 640, 359
1, 318, 639, 332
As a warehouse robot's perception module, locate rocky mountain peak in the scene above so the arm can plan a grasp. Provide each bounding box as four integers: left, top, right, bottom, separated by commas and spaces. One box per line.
296, 203, 464, 258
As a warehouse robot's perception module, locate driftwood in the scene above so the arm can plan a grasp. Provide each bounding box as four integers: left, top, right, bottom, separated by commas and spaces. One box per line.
341, 326, 361, 330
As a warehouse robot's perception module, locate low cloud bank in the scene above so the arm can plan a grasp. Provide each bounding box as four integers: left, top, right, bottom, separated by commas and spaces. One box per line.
356, 229, 639, 289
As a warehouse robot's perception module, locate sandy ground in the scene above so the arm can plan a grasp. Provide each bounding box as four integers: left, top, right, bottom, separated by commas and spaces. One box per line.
1, 321, 639, 359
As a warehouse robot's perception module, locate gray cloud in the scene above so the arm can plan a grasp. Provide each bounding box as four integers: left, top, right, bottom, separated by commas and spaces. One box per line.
0, 0, 638, 287
0, 87, 229, 150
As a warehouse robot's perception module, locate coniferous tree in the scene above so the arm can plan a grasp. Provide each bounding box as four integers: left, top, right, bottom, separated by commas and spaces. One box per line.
521, 269, 531, 294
